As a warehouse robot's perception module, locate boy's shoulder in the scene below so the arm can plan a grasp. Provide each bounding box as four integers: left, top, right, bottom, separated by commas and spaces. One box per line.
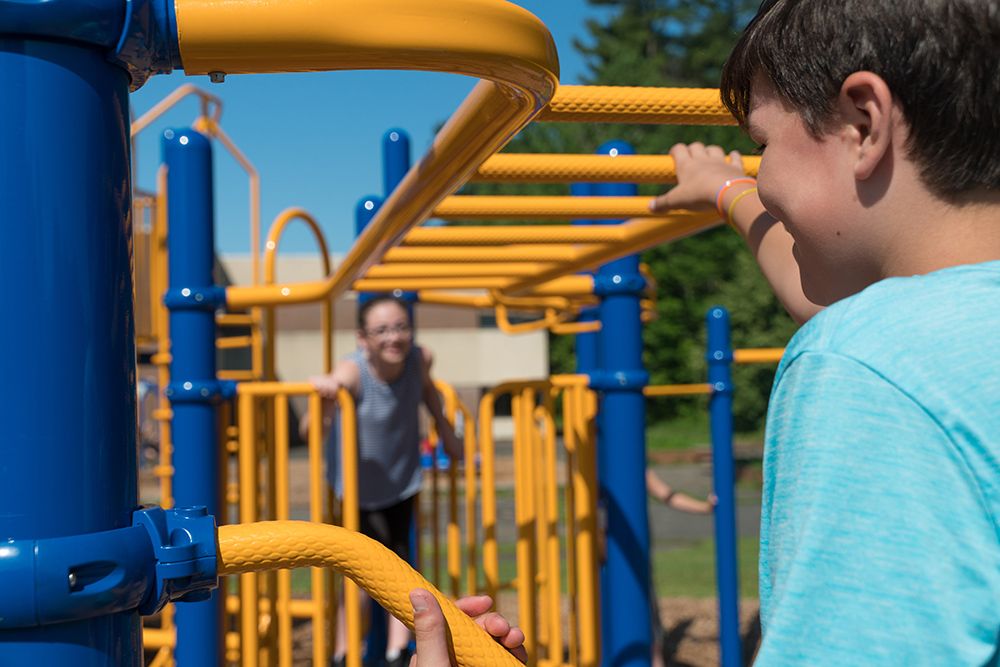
780, 260, 1000, 388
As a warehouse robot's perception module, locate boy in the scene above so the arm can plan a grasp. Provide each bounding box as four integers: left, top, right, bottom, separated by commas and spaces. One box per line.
651, 0, 1000, 663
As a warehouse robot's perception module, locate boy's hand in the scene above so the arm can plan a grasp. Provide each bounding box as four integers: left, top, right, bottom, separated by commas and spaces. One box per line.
649, 143, 748, 213
409, 589, 527, 666
309, 374, 341, 400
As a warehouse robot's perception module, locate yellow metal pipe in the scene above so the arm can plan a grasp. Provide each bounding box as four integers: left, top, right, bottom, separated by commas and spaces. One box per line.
274, 397, 293, 667
308, 392, 330, 666
561, 389, 579, 667
217, 335, 254, 350
538, 85, 735, 125
338, 389, 362, 667
459, 404, 478, 598
531, 405, 548, 651
434, 195, 667, 220
200, 0, 560, 309
131, 83, 222, 138
237, 393, 260, 666
403, 225, 625, 246
365, 262, 554, 279
540, 399, 562, 662
733, 347, 785, 364
550, 319, 602, 335
511, 390, 537, 662
571, 384, 599, 667
356, 277, 514, 292
473, 153, 759, 183
477, 391, 500, 601
384, 244, 580, 263
644, 383, 714, 397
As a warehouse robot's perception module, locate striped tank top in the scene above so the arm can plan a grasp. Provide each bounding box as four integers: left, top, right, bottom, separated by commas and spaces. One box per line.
327, 347, 424, 510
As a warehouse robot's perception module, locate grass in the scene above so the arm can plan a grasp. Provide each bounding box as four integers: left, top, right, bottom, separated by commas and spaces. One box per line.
653, 536, 759, 599
646, 412, 766, 452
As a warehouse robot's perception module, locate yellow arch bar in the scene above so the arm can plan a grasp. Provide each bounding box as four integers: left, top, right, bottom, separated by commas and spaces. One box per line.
190, 0, 561, 309
538, 85, 735, 125
473, 154, 760, 183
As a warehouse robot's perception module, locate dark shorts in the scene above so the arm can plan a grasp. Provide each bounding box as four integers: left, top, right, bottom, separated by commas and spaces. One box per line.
359, 495, 416, 563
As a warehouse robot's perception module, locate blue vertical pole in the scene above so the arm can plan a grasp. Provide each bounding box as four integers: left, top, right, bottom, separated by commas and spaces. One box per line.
0, 39, 141, 666
163, 128, 224, 667
592, 142, 652, 667
706, 307, 742, 667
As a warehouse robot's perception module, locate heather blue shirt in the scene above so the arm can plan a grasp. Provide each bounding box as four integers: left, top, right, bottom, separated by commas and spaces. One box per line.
757, 261, 1000, 665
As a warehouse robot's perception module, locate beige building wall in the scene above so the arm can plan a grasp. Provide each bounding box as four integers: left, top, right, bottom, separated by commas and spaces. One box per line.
220, 254, 549, 431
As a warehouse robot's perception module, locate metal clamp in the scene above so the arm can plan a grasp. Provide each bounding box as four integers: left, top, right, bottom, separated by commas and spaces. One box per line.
588, 369, 649, 392
165, 379, 237, 404
593, 272, 647, 296
0, 507, 218, 628
163, 286, 227, 311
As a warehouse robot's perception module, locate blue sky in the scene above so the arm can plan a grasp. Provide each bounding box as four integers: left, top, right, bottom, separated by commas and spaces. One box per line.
130, 2, 613, 255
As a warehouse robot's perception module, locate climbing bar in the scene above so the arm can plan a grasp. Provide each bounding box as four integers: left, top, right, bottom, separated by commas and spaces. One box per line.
354, 274, 595, 295
364, 262, 555, 279
537, 85, 735, 125
643, 383, 714, 397
473, 154, 760, 183
403, 225, 626, 246
434, 195, 664, 220
733, 348, 785, 364
217, 522, 524, 667
210, 0, 560, 309
383, 244, 580, 263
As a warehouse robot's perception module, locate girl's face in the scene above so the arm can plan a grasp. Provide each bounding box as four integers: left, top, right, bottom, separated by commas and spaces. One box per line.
359, 301, 412, 365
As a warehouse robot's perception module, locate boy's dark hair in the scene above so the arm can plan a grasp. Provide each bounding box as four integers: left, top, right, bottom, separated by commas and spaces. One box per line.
357, 294, 412, 330
721, 0, 1000, 199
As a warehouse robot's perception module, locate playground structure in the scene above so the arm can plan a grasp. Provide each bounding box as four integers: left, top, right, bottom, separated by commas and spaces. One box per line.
0, 3, 786, 667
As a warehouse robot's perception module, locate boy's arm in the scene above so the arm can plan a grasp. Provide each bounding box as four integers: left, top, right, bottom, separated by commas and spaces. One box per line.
650, 143, 822, 324
418, 347, 463, 461
758, 352, 999, 665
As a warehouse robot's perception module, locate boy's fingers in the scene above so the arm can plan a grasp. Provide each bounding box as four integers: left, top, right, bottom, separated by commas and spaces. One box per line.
668, 143, 691, 166
410, 589, 451, 667
729, 150, 745, 171
454, 595, 493, 618
706, 144, 726, 158
649, 190, 675, 213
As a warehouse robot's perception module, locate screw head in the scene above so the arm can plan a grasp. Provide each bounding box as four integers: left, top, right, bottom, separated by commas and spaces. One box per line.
68, 572, 77, 588
209, 71, 226, 84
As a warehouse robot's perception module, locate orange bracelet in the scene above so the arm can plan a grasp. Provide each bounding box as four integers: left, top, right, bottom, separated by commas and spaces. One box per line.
714, 178, 757, 217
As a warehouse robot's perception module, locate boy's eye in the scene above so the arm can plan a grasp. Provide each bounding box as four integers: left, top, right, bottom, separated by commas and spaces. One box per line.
753, 143, 767, 155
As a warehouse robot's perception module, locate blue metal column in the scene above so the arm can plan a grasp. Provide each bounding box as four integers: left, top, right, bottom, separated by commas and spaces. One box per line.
706, 307, 742, 667
0, 38, 141, 666
163, 128, 224, 667
591, 142, 652, 667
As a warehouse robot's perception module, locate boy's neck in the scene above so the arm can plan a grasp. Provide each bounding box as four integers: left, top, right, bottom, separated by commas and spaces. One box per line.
879, 188, 1000, 279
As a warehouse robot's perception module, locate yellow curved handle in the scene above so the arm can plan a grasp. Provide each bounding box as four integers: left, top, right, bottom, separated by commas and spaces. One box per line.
217, 521, 523, 667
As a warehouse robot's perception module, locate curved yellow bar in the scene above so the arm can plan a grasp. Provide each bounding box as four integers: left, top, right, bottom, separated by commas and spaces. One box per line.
217, 522, 524, 667
538, 85, 735, 125
474, 154, 760, 183
185, 0, 560, 309
131, 83, 222, 138
434, 195, 667, 220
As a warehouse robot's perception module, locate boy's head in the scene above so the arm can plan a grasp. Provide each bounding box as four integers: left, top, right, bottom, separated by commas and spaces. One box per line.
720, 0, 1000, 304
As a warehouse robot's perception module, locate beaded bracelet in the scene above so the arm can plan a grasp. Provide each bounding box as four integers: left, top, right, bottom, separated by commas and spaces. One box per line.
714, 177, 757, 217
726, 187, 758, 227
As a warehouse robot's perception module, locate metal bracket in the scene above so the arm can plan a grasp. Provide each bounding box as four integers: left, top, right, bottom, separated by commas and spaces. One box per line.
163, 286, 227, 311
588, 369, 649, 392
0, 507, 218, 628
165, 379, 237, 404
593, 273, 647, 296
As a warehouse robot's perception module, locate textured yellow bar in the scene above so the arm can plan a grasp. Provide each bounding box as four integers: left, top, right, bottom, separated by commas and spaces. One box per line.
365, 262, 553, 279
644, 383, 714, 397
338, 389, 362, 667
434, 195, 665, 219
237, 394, 259, 666
404, 225, 625, 246
474, 153, 760, 183
383, 244, 580, 263
538, 85, 735, 125
477, 392, 500, 601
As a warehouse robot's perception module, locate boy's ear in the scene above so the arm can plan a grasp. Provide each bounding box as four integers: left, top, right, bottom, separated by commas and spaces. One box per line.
838, 71, 895, 181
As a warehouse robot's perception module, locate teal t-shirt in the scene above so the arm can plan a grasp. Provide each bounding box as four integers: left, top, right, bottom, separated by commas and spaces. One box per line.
757, 261, 1000, 666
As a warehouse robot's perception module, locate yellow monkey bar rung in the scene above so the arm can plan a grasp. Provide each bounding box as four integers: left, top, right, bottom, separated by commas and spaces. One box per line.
434, 195, 663, 220
537, 85, 735, 125
473, 153, 760, 183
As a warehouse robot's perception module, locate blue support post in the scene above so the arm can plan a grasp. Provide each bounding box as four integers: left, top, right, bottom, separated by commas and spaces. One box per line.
589, 142, 652, 667
706, 307, 742, 667
163, 128, 226, 667
0, 36, 141, 666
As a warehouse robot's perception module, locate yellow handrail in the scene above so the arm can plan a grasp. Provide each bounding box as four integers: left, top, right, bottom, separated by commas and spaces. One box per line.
538, 85, 734, 125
